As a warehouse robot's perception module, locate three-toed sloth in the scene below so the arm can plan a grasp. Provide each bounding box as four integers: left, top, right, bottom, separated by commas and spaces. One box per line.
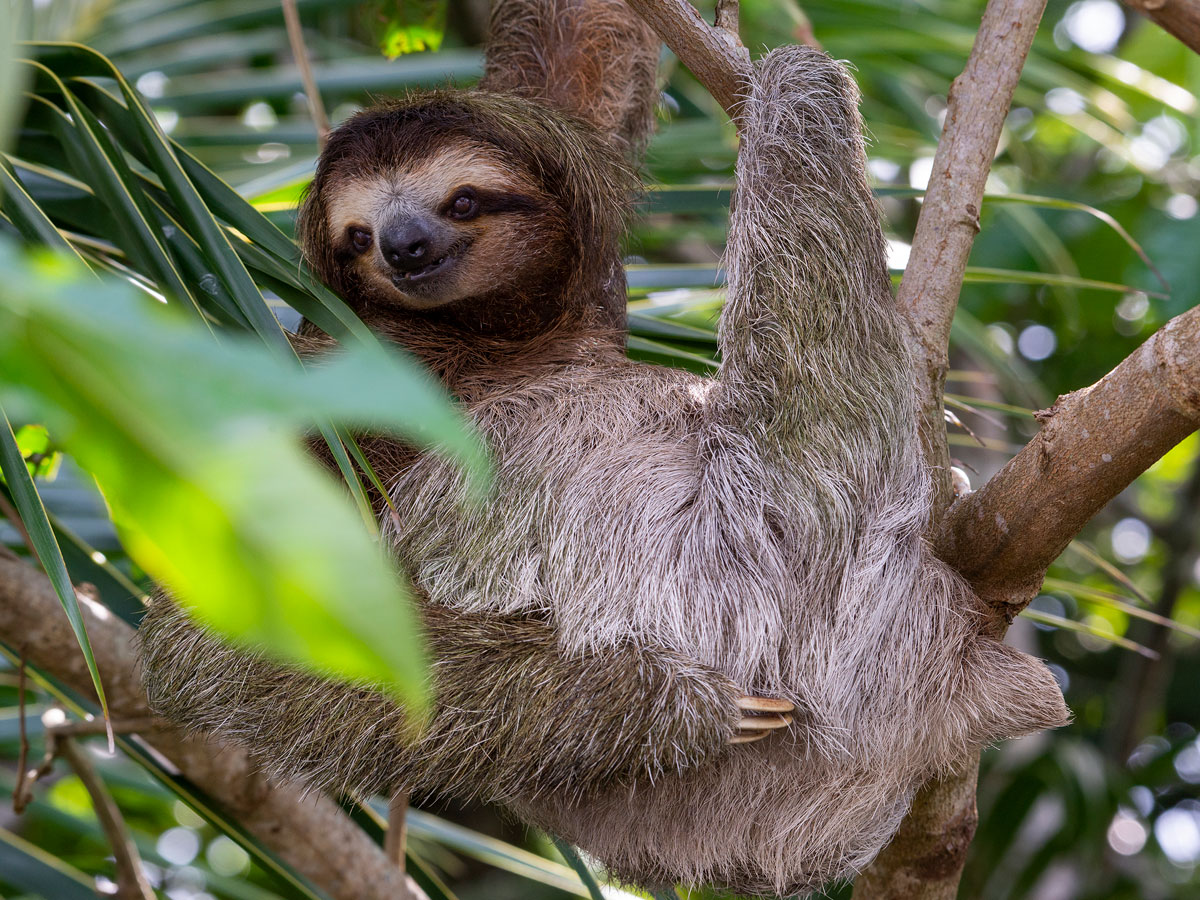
139, 23, 1068, 897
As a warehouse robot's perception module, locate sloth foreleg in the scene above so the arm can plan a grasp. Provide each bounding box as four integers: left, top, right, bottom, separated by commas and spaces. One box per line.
137, 595, 786, 803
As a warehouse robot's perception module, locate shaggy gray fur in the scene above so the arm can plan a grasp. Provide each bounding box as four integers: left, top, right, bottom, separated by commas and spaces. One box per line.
138, 46, 1068, 897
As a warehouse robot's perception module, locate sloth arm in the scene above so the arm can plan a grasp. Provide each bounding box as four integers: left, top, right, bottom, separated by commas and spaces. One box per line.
138, 595, 785, 803
713, 47, 916, 460
408, 604, 790, 802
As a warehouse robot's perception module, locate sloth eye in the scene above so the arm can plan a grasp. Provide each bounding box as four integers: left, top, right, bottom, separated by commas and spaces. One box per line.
348, 227, 372, 253
448, 190, 478, 220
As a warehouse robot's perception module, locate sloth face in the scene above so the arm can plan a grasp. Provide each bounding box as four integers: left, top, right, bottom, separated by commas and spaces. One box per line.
320, 142, 568, 312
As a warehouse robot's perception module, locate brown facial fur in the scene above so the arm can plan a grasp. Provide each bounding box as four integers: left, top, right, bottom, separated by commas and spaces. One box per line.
322, 144, 563, 313
296, 91, 637, 336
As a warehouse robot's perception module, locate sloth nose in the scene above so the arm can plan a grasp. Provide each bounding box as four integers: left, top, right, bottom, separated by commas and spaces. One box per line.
379, 219, 433, 273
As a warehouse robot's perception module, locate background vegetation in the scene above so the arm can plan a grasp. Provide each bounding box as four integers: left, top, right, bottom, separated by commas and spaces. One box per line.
0, 1, 1197, 899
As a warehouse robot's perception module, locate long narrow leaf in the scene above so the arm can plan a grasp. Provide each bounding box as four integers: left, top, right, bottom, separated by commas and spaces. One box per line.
0, 406, 110, 736
20, 70, 207, 324
553, 838, 607, 900
1020, 608, 1157, 658
40, 43, 288, 351
0, 826, 97, 899
1064, 540, 1153, 605
0, 155, 88, 263
1042, 577, 1200, 640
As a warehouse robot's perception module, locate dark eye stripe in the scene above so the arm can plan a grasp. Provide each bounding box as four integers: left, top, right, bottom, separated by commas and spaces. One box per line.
476, 190, 542, 215
439, 188, 541, 217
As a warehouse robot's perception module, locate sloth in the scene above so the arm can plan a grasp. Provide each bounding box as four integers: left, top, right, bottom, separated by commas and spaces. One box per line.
139, 37, 1070, 898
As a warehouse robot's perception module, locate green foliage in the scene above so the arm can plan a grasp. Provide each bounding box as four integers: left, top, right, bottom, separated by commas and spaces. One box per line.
0, 241, 489, 703
368, 0, 449, 57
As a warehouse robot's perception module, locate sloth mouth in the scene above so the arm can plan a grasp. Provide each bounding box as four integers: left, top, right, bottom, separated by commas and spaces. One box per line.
390, 239, 470, 288
397, 254, 452, 282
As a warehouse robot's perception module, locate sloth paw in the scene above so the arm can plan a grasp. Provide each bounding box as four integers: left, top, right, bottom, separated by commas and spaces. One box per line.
729, 695, 794, 744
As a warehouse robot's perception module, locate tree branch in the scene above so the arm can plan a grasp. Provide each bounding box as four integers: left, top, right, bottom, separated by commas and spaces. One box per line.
622, 0, 750, 119
854, 1, 1051, 896
1123, 0, 1200, 55
938, 303, 1200, 608
896, 0, 1049, 514
0, 554, 412, 900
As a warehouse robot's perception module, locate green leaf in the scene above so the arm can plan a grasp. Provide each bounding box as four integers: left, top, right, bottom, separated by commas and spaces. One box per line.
373, 0, 448, 58
35, 43, 288, 350
0, 0, 27, 153
0, 154, 88, 263
0, 242, 486, 706
0, 826, 97, 899
1041, 577, 1200, 640
20, 67, 208, 323
1020, 608, 1156, 658
552, 838, 606, 900
0, 405, 111, 734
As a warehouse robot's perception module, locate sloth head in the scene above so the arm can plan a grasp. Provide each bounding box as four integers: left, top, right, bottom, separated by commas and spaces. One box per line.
297, 91, 637, 334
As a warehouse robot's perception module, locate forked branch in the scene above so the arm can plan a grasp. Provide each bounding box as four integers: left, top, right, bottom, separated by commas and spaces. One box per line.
622, 0, 751, 118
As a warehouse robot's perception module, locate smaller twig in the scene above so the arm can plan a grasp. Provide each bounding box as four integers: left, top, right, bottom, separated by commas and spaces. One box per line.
625, 0, 751, 119
59, 737, 156, 900
714, 0, 739, 34
386, 790, 409, 870
14, 653, 30, 815
1121, 0, 1200, 56
12, 712, 165, 813
13, 709, 64, 814
55, 717, 163, 738
896, 0, 1050, 518
281, 0, 331, 146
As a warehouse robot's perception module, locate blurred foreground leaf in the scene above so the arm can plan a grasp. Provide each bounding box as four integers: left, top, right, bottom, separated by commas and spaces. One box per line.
0, 241, 489, 709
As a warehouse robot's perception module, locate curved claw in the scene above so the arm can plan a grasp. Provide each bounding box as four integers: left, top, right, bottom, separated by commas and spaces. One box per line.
736, 695, 795, 714
729, 732, 769, 744
729, 694, 796, 745
735, 714, 792, 731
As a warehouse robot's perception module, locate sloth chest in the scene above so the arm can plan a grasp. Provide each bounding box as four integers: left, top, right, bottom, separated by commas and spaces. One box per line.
382, 375, 826, 682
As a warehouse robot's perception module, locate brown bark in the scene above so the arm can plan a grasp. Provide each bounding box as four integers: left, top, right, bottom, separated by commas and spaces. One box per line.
58, 737, 157, 900
895, 0, 1049, 515
851, 763, 981, 900
1123, 0, 1200, 55
0, 551, 413, 900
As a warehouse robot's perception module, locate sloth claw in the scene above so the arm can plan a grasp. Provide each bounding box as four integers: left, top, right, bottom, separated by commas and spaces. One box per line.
737, 695, 794, 714
729, 732, 769, 744
730, 695, 796, 744
735, 714, 792, 731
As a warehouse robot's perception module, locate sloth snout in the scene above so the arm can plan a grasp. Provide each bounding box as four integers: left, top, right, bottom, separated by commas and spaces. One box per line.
380, 217, 435, 273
